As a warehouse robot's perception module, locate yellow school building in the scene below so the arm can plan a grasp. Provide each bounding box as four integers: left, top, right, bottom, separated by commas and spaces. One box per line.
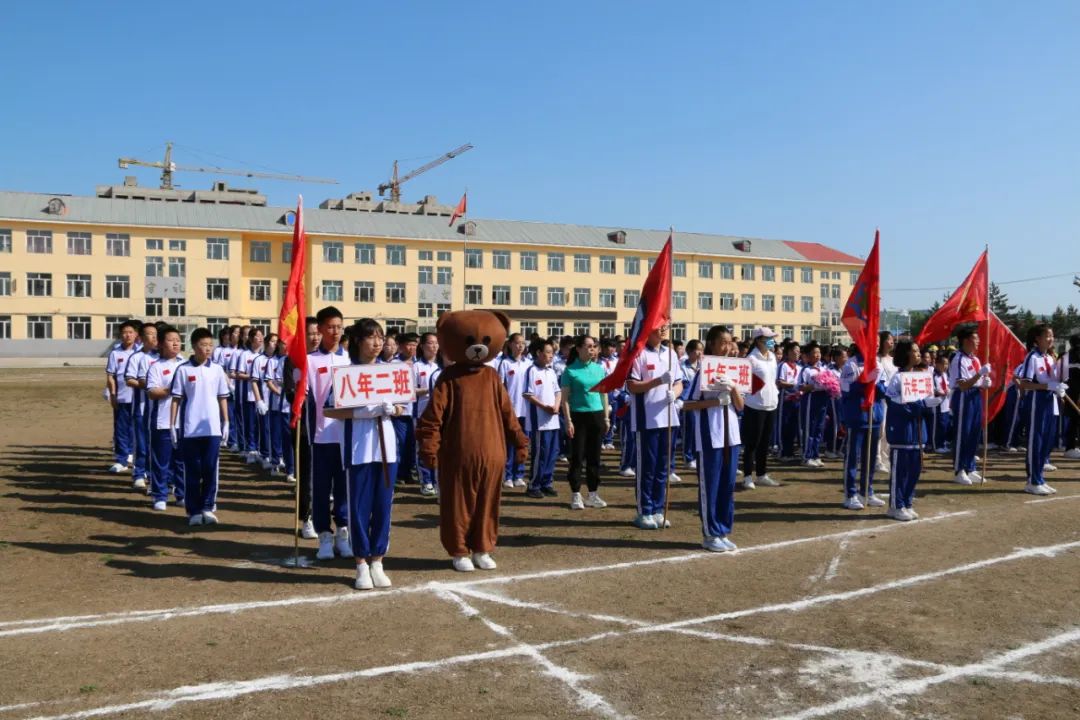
0, 181, 862, 356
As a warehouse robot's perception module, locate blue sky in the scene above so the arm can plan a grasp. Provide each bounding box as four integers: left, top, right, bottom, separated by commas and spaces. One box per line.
2, 1, 1079, 313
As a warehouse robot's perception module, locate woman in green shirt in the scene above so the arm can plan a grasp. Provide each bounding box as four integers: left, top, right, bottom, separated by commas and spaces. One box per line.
560, 335, 610, 511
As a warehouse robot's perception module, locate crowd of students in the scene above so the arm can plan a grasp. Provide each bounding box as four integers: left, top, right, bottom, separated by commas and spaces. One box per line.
102, 311, 1080, 589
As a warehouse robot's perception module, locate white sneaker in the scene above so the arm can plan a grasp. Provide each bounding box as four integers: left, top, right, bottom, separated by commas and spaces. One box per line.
968, 470, 985, 483
300, 519, 317, 539
261, 459, 273, 470
756, 475, 780, 487
188, 513, 204, 525
354, 563, 374, 590
108, 463, 126, 474
420, 483, 437, 496
720, 537, 738, 551
569, 492, 585, 510
472, 552, 497, 570
668, 473, 682, 484
801, 459, 816, 467
503, 479, 515, 489
843, 495, 864, 510
452, 555, 476, 572
618, 468, 636, 477
335, 527, 353, 558
370, 560, 392, 587
585, 492, 607, 508
152, 500, 167, 512
864, 494, 886, 508
633, 513, 659, 530
132, 476, 148, 490
513, 478, 527, 488
201, 510, 219, 524
126, 454, 134, 466
702, 536, 728, 552
285, 474, 297, 484
651, 513, 671, 528
1024, 482, 1054, 496
1044, 463, 1058, 472
886, 507, 913, 521
742, 475, 756, 490
954, 471, 973, 486
688, 459, 698, 470
907, 508, 920, 519
316, 531, 335, 560
875, 462, 890, 474
557, 455, 568, 463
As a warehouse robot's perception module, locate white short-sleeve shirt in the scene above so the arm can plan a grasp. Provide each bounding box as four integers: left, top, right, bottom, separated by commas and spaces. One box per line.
170, 359, 230, 438
522, 364, 560, 432
146, 356, 184, 431
307, 346, 351, 444
628, 345, 680, 431
689, 369, 742, 449
499, 355, 534, 418
1019, 350, 1060, 416
413, 358, 440, 418
106, 346, 137, 404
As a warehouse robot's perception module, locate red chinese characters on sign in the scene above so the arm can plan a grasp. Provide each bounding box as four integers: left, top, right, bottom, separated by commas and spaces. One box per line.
698, 356, 753, 394
332, 362, 416, 408
898, 371, 934, 403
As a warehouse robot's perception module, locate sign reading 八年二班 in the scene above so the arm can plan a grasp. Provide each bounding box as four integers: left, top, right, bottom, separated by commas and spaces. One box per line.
332, 362, 416, 408
899, 371, 934, 403
697, 356, 753, 394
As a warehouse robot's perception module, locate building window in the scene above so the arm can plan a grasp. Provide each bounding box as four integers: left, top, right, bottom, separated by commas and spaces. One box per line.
104, 233, 129, 257
322, 241, 344, 264
207, 237, 229, 260
850, 271, 859, 285
801, 267, 813, 283
322, 280, 344, 302
26, 229, 53, 254
782, 266, 795, 282
386, 282, 406, 303
599, 288, 616, 308
492, 285, 510, 305
386, 245, 406, 266
547, 322, 565, 337
436, 266, 452, 284
162, 238, 183, 252
832, 271, 841, 280
66, 274, 91, 298
599, 322, 615, 338
573, 254, 591, 273
762, 265, 775, 282
145, 298, 162, 316
67, 316, 91, 339
250, 280, 272, 302
624, 289, 640, 308
741, 264, 755, 281
66, 232, 92, 255
802, 296, 814, 312
820, 284, 829, 298
574, 288, 591, 307
781, 325, 795, 339
821, 313, 830, 328
548, 287, 566, 307
520, 286, 538, 306
698, 292, 713, 310
106, 275, 130, 299
146, 256, 163, 277
465, 285, 483, 304
573, 322, 591, 336
624, 256, 640, 275
418, 250, 433, 261
521, 321, 539, 338
206, 278, 229, 301
0, 272, 10, 296
168, 257, 186, 278
762, 294, 775, 312
720, 262, 735, 280
831, 312, 841, 327
383, 319, 406, 336
801, 327, 813, 343
28, 315, 52, 339
0, 229, 13, 253
465, 248, 483, 268
105, 317, 128, 339
741, 294, 755, 311
168, 298, 186, 317
418, 266, 433, 284
437, 250, 451, 262
492, 250, 511, 270
418, 303, 434, 319
0, 316, 11, 339
670, 323, 687, 343
599, 256, 616, 274
820, 271, 830, 280
354, 281, 374, 302
146, 238, 163, 251
206, 317, 229, 336
698, 261, 713, 279
27, 272, 52, 296
831, 284, 841, 299
437, 303, 451, 317
782, 295, 795, 312
673, 259, 686, 277
547, 253, 565, 272
520, 251, 538, 271
673, 291, 687, 310
355, 243, 375, 264
281, 242, 293, 264
719, 293, 735, 311
249, 318, 271, 337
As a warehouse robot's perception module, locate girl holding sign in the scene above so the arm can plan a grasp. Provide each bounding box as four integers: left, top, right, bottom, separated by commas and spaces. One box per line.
884, 340, 944, 521
324, 319, 404, 590
1016, 324, 1064, 496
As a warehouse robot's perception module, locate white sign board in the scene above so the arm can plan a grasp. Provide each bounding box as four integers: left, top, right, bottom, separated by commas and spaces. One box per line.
898, 371, 934, 403
332, 362, 416, 409
697, 355, 753, 394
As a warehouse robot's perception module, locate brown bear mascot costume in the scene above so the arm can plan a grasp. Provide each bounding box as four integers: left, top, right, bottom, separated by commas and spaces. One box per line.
416, 310, 529, 572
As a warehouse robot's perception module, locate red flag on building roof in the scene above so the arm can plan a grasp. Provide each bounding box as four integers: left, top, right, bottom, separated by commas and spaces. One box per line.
841, 230, 881, 409
915, 250, 989, 345
278, 197, 308, 428
449, 192, 467, 227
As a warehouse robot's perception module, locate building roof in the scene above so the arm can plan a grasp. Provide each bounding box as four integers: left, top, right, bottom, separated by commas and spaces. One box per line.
0, 189, 864, 266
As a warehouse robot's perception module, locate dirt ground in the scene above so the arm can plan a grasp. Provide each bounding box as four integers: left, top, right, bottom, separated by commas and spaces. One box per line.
1, 368, 1078, 720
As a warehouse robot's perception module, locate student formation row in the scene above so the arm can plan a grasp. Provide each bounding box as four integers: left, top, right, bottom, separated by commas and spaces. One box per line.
101, 313, 1079, 588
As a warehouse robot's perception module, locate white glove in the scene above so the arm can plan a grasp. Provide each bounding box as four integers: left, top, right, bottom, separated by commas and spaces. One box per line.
667, 389, 678, 405
981, 376, 993, 388
715, 389, 732, 406
102, 388, 111, 403
256, 400, 269, 415
170, 426, 179, 449
658, 370, 673, 386
674, 398, 684, 413
977, 364, 991, 377
1048, 379, 1062, 392
923, 396, 944, 409
709, 376, 733, 392
1054, 382, 1068, 399
221, 421, 230, 441
380, 401, 397, 417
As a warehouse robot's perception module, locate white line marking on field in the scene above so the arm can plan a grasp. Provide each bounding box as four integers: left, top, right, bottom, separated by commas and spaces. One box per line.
0, 511, 974, 638
1025, 493, 1080, 505
822, 539, 849, 582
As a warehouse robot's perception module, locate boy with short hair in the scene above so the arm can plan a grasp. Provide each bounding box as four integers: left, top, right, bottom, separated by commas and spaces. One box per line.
170, 328, 230, 525
499, 333, 532, 488
125, 323, 159, 489
146, 327, 185, 511
523, 340, 561, 498
106, 320, 140, 473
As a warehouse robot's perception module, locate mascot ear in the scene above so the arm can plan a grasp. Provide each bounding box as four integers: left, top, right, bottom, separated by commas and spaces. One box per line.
491, 311, 511, 333
436, 312, 450, 331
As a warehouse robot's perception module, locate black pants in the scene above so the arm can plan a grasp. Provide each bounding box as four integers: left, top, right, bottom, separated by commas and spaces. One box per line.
741, 406, 775, 478
568, 410, 604, 493
291, 420, 313, 522
1066, 390, 1080, 451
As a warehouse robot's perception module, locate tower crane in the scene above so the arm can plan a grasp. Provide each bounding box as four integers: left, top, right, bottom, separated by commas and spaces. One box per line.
378, 143, 473, 203
118, 142, 338, 190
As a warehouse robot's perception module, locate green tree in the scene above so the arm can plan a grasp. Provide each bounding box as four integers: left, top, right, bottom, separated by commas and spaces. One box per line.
988, 282, 1014, 322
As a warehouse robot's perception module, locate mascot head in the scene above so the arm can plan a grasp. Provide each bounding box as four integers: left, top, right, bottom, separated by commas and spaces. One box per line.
436, 310, 511, 366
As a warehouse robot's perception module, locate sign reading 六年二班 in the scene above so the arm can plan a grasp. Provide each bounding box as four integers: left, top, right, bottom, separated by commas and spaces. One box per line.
697, 356, 753, 394
899, 371, 934, 403
332, 362, 416, 408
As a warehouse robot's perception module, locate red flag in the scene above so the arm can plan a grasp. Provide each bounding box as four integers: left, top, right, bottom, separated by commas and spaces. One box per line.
591, 234, 673, 393
983, 311, 1025, 423
915, 250, 989, 345
449, 192, 467, 227
278, 197, 308, 428
841, 230, 881, 409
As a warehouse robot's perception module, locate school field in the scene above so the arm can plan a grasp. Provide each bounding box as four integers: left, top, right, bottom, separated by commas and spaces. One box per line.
1, 368, 1079, 720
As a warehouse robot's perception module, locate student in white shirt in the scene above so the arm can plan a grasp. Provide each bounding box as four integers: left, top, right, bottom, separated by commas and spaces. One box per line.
948, 328, 991, 485
145, 327, 185, 511
236, 329, 267, 463
106, 320, 140, 473
253, 333, 278, 469
412, 332, 441, 497
265, 338, 287, 474
499, 333, 532, 488
740, 327, 780, 489
1016, 324, 1064, 495
324, 318, 405, 590
523, 339, 562, 498
875, 331, 898, 474
125, 323, 159, 489
170, 328, 230, 526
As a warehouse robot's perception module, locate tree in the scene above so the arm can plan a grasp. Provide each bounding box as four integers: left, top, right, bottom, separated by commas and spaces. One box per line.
989, 282, 1014, 323
909, 298, 942, 340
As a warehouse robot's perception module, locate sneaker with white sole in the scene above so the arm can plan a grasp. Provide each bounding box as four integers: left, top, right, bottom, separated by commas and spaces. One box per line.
585, 492, 607, 508
954, 471, 973, 486
668, 473, 682, 484
472, 552, 497, 570
132, 477, 148, 490
907, 508, 920, 519
108, 462, 126, 474
201, 510, 219, 524
633, 513, 659, 530
1063, 448, 1080, 459
843, 495, 864, 510
316, 531, 335, 560
864, 494, 886, 508
370, 560, 392, 587
688, 459, 698, 470
651, 513, 671, 528
285, 474, 297, 484
618, 468, 636, 477
1044, 463, 1058, 472
720, 537, 738, 551
875, 462, 890, 474
188, 513, 204, 525
756, 475, 780, 487
742, 475, 756, 490
513, 478, 527, 488
420, 483, 437, 496
354, 563, 374, 590
452, 555, 475, 572
126, 454, 134, 466
1024, 482, 1053, 496
152, 500, 167, 512
569, 492, 585, 510
702, 536, 728, 552
335, 527, 353, 558
968, 470, 985, 483
300, 519, 317, 539
886, 506, 913, 521
503, 479, 515, 489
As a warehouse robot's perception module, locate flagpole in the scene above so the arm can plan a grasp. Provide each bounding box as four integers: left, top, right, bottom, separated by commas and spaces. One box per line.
662, 228, 675, 529
293, 400, 303, 564
981, 245, 990, 484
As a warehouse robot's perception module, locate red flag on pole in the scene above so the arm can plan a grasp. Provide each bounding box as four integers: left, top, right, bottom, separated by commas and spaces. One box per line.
841, 230, 881, 409
591, 233, 673, 393
984, 311, 1026, 423
278, 197, 308, 428
449, 192, 467, 227
915, 250, 989, 345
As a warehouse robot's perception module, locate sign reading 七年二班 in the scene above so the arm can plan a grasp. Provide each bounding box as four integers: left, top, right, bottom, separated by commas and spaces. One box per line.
697, 356, 753, 394
332, 362, 416, 408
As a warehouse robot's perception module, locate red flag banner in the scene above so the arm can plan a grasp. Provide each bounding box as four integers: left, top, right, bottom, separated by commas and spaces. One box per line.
841, 230, 881, 409
591, 233, 673, 393
278, 197, 308, 428
915, 250, 989, 345
983, 311, 1025, 423
449, 192, 467, 227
